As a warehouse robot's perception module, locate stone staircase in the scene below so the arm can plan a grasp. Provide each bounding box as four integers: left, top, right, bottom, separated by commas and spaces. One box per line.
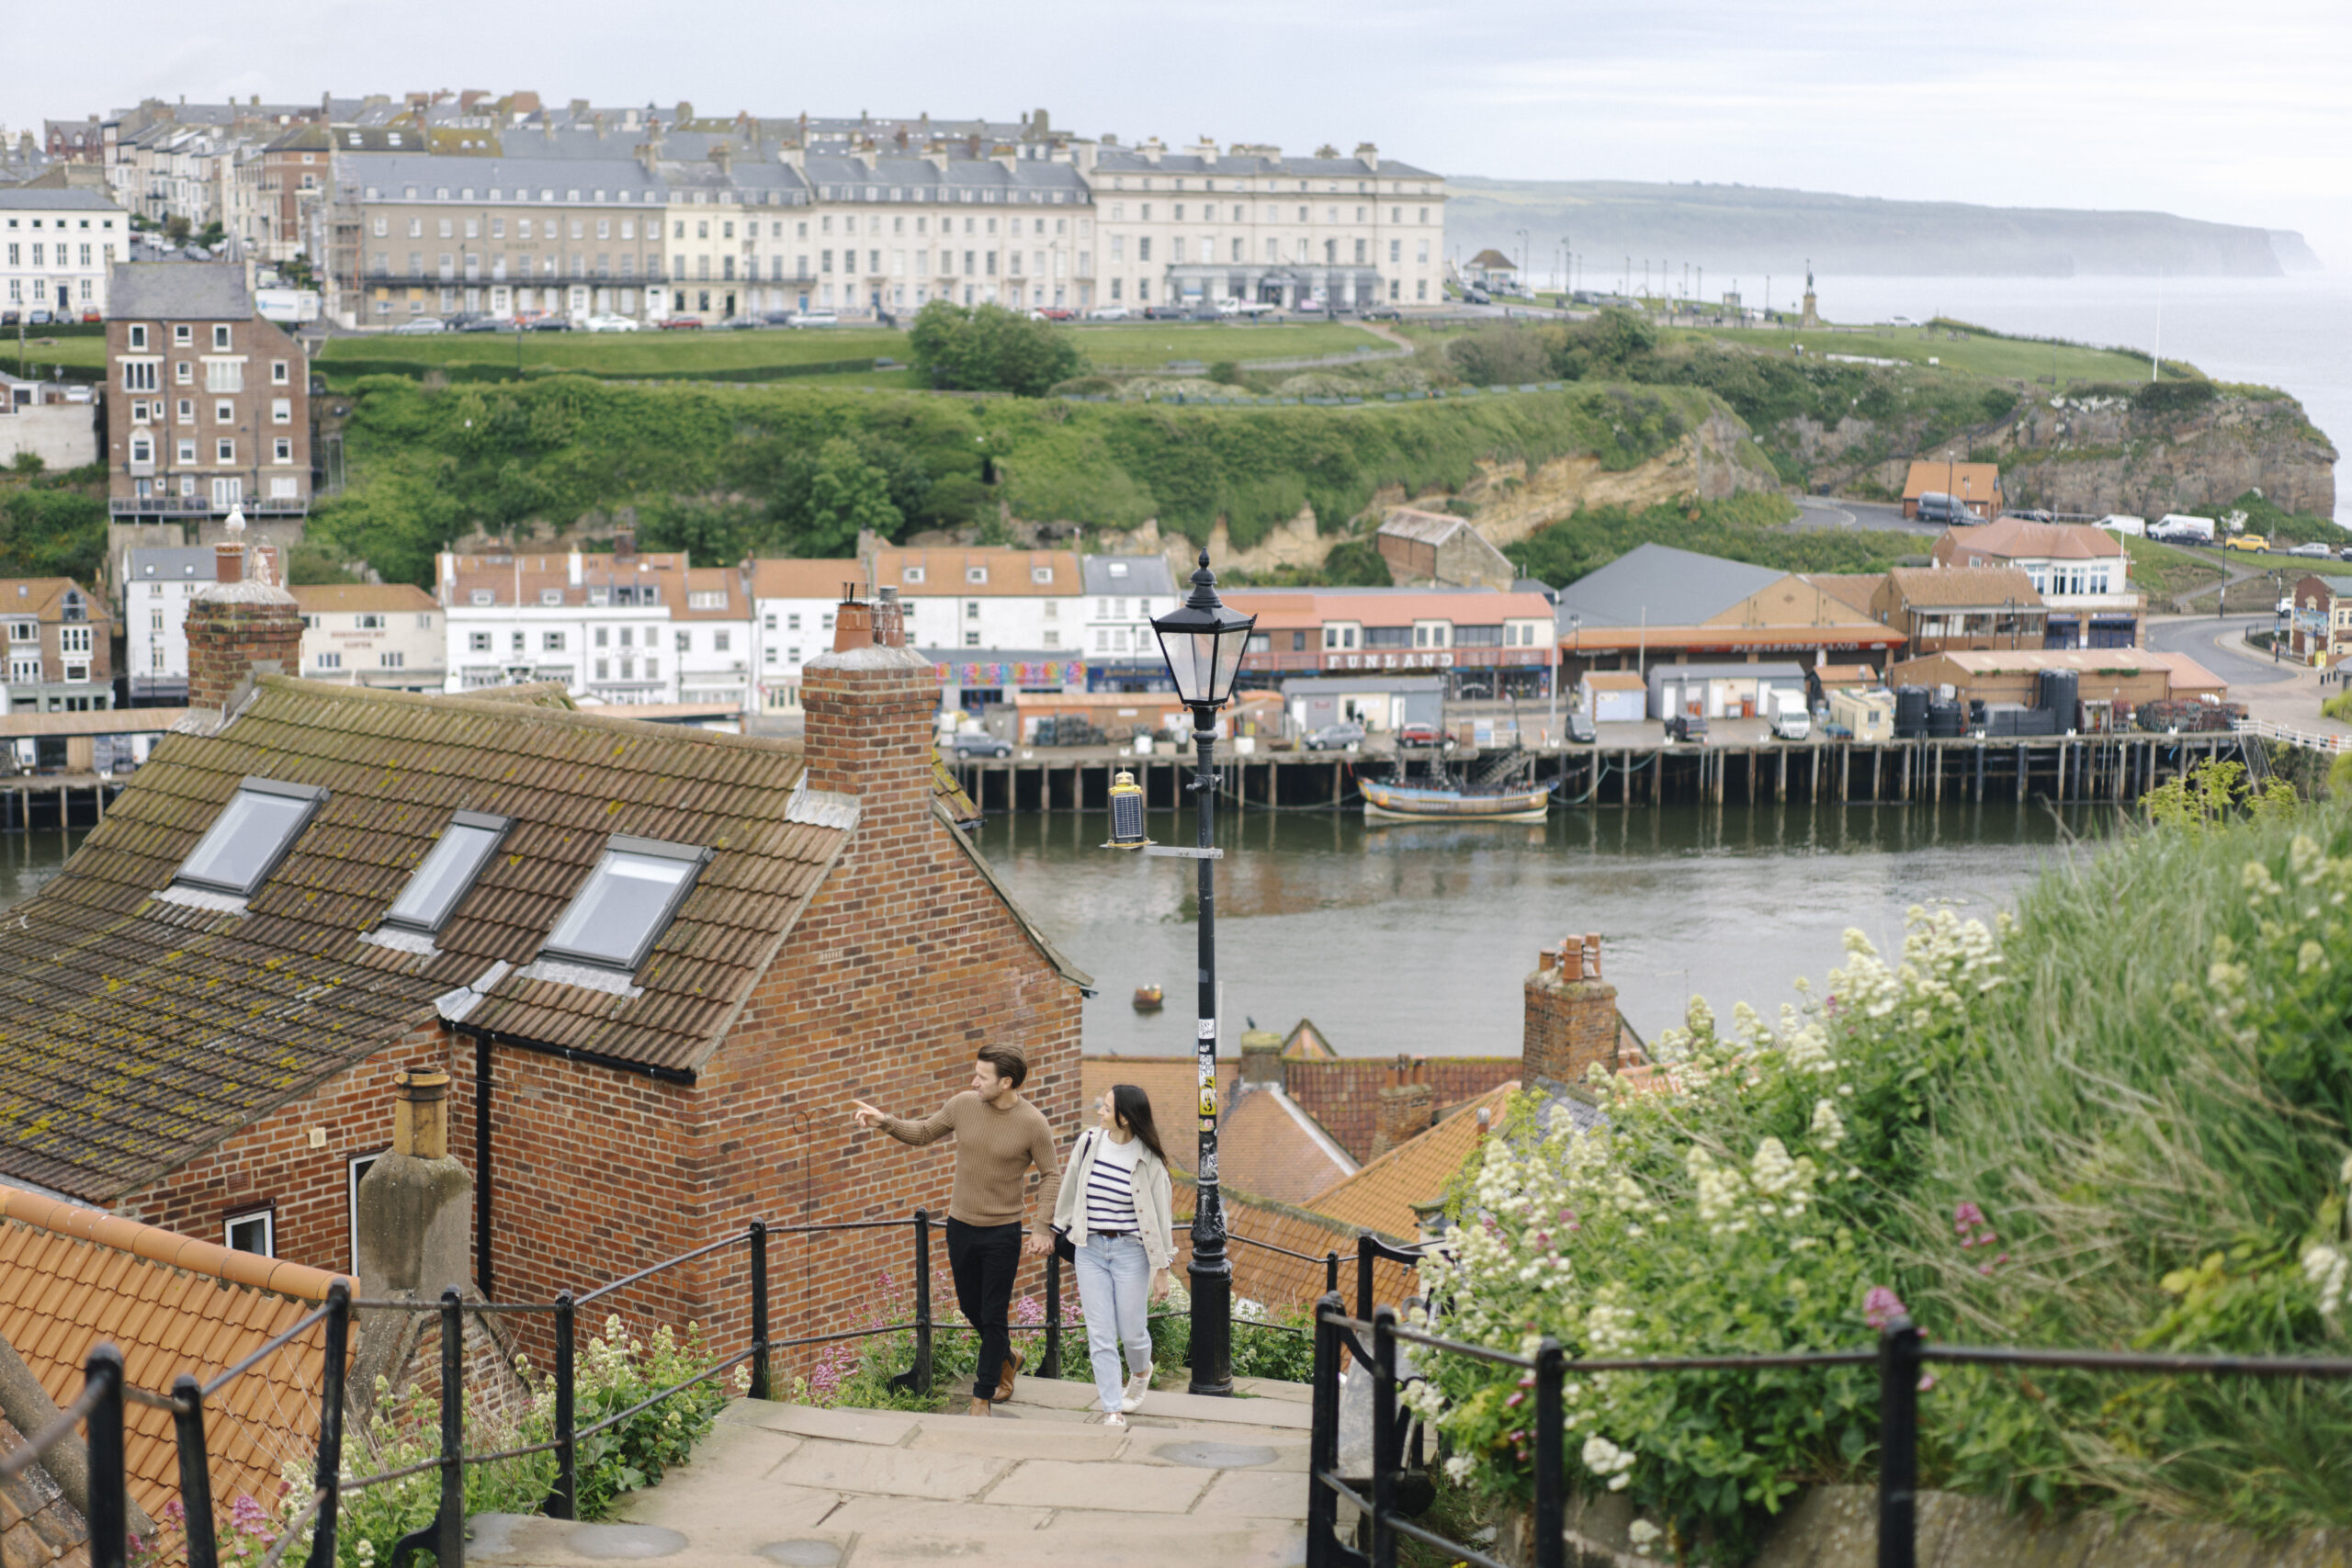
466, 1373, 1314, 1567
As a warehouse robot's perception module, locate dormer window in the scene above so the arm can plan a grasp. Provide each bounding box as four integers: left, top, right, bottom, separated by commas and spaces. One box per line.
380, 811, 508, 935
540, 836, 710, 973
173, 778, 326, 897
1031, 567, 1052, 584
469, 590, 494, 606
539, 589, 562, 606
967, 567, 989, 584
1107, 562, 1128, 579
901, 566, 925, 585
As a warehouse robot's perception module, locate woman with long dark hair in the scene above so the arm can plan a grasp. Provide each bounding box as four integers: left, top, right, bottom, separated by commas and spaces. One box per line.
1051, 1083, 1176, 1424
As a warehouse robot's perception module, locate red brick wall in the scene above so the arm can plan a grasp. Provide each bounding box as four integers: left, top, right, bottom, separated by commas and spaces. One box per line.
186, 592, 304, 712
1524, 939, 1622, 1089
1283, 1056, 1521, 1164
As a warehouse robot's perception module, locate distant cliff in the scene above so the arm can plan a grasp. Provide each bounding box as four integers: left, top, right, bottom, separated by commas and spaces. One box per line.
1447, 178, 2316, 278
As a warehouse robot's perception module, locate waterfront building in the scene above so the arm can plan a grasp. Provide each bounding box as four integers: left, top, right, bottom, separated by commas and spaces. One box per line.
294, 583, 442, 689
1870, 566, 2048, 655
1931, 518, 2141, 649
749, 557, 858, 716
1885, 648, 2223, 710
1645, 660, 1808, 723
1552, 544, 1903, 682
1, 187, 128, 319
0, 577, 113, 714
2288, 574, 2352, 665
121, 545, 219, 702
1227, 585, 1556, 698
671, 562, 755, 709
1080, 554, 1178, 690
104, 264, 312, 524
435, 539, 728, 703
873, 545, 1082, 652
1281, 673, 1445, 735
1579, 671, 1646, 723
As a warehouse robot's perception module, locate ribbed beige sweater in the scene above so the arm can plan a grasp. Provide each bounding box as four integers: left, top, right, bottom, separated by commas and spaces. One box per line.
877, 1091, 1062, 1232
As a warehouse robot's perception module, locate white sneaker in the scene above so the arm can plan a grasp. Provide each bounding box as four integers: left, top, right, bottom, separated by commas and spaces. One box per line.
1102, 1411, 1127, 1427
1120, 1370, 1151, 1413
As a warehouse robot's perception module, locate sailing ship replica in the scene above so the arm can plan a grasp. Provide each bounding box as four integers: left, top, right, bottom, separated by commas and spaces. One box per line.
1361, 739, 1550, 823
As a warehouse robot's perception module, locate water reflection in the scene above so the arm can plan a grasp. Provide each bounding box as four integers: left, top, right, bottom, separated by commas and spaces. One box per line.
975, 802, 2112, 1056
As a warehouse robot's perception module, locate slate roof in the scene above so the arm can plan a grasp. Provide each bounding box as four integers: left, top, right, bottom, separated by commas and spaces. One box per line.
1080, 556, 1176, 597
0, 1185, 339, 1521
346, 153, 677, 202
107, 263, 251, 321
1553, 543, 1785, 631
0, 677, 850, 1204
0, 188, 119, 212
127, 547, 220, 583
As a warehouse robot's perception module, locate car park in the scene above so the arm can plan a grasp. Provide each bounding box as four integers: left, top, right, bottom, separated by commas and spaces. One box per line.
948, 732, 1013, 759
582, 314, 641, 333
390, 317, 447, 334
1303, 721, 1367, 751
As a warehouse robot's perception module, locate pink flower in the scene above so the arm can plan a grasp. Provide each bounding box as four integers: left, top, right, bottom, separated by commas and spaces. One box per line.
1952, 1201, 1984, 1233
161, 1499, 187, 1525
1977, 1263, 1995, 1277
1862, 1286, 1908, 1330
1917, 1372, 1938, 1393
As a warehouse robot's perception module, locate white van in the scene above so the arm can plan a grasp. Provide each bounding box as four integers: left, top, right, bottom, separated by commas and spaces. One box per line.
2098, 514, 2146, 537
1767, 688, 1812, 741
2154, 513, 2217, 544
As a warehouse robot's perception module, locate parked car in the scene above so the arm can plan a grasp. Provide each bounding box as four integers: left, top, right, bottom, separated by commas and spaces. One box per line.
1667, 713, 1709, 744
1086, 304, 1131, 321
786, 310, 839, 328
582, 314, 641, 333
718, 314, 766, 330
526, 315, 573, 332
1913, 491, 1973, 526
2338, 545, 2352, 561
1034, 306, 1075, 321
1396, 722, 1452, 748
2007, 508, 2054, 524
458, 315, 513, 332
1141, 304, 1188, 321
2290, 540, 2332, 558
1463, 287, 1491, 305
79, 308, 101, 324
948, 731, 1013, 759
2224, 533, 2270, 553
0, 310, 16, 326
25, 310, 51, 325
759, 310, 799, 326
390, 317, 447, 334
1363, 304, 1403, 321
1303, 722, 1367, 751
1565, 710, 1597, 745
656, 316, 705, 330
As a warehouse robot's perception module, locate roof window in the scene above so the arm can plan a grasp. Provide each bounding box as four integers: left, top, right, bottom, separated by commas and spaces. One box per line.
540, 836, 710, 973
380, 810, 509, 934
174, 778, 326, 897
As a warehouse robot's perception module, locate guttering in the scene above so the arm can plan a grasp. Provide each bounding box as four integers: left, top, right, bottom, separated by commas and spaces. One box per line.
454, 1022, 698, 1086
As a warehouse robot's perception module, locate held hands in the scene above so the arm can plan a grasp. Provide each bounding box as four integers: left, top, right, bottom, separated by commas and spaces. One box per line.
1023, 1234, 1052, 1258
849, 1100, 886, 1131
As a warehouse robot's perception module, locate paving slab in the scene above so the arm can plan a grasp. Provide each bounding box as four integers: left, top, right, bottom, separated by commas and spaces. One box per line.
1234, 1376, 1314, 1404
981, 1458, 1215, 1514
815, 1495, 1054, 1534
720, 1401, 921, 1447
1031, 1516, 1310, 1568
615, 1480, 842, 1545
771, 1438, 1009, 1501
1119, 1389, 1313, 1431
1199, 1469, 1317, 1518
1126, 1428, 1310, 1472
908, 1416, 1132, 1461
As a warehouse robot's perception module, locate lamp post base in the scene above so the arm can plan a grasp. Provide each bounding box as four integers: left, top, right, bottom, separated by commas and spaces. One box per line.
1186, 1251, 1234, 1397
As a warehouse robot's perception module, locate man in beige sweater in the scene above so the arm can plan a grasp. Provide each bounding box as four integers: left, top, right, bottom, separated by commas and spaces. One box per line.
853, 1044, 1061, 1417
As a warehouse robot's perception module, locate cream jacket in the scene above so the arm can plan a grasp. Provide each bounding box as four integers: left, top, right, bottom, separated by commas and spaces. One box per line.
1052, 1126, 1177, 1272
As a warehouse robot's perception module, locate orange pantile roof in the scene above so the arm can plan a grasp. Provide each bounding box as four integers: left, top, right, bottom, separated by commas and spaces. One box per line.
1938, 517, 2125, 563
1902, 461, 2001, 504
750, 558, 862, 601
1280, 1020, 1336, 1061
444, 551, 688, 610
0, 1186, 341, 1523
1283, 1057, 1521, 1166
292, 584, 438, 615
1216, 1088, 1355, 1206
1170, 1179, 1419, 1311
1306, 1082, 1518, 1240
1883, 566, 2042, 610
674, 566, 750, 622
1223, 587, 1554, 628
1080, 1057, 1234, 1174
875, 547, 1080, 598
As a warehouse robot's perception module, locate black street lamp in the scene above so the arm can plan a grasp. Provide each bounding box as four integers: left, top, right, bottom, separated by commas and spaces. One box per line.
1148, 550, 1257, 1397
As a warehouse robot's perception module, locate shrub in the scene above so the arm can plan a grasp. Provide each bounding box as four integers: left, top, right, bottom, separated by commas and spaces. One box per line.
2132, 378, 2219, 416
908, 301, 1082, 396
1446, 327, 1549, 387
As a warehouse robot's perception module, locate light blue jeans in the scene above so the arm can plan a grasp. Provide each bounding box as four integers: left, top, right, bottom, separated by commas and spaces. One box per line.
1071, 1233, 1153, 1413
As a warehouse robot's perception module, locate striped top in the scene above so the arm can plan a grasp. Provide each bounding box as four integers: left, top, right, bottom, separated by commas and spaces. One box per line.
1084, 1133, 1142, 1232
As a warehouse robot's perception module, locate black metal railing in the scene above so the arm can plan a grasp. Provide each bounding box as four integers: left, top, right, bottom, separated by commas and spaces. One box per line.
1306, 1293, 2352, 1568
0, 1345, 129, 1568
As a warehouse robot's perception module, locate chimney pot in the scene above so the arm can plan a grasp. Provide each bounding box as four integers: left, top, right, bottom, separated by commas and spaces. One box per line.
391, 1067, 451, 1159
1525, 935, 1620, 1093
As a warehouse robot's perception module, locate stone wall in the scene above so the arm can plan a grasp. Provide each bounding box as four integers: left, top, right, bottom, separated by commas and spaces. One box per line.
0, 404, 98, 470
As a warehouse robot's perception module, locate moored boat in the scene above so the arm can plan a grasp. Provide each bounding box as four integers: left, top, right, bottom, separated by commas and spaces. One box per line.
1361, 779, 1550, 823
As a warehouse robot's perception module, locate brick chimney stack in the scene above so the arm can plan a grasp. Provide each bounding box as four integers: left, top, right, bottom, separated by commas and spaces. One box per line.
1525, 932, 1621, 1090
185, 508, 301, 719
802, 591, 935, 832
1239, 1027, 1283, 1089
1371, 1054, 1434, 1159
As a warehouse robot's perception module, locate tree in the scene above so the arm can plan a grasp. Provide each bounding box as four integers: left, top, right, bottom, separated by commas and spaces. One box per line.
1446, 326, 1549, 387
907, 302, 1082, 397
797, 438, 902, 556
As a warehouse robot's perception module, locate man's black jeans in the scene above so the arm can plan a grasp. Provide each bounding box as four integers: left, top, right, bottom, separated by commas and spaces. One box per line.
944, 1217, 1022, 1400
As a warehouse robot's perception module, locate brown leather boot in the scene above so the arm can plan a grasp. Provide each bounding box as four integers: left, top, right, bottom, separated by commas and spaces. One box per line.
966, 1396, 992, 1418
991, 1348, 1024, 1403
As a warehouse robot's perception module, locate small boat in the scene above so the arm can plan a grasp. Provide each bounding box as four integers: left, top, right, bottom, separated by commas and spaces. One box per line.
1132, 985, 1164, 1012
1361, 779, 1551, 823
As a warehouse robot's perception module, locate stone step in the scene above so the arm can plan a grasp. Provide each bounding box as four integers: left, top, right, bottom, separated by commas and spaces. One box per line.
1005, 1376, 1313, 1430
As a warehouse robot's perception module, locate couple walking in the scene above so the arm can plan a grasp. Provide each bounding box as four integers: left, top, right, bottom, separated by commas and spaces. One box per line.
852, 1043, 1176, 1424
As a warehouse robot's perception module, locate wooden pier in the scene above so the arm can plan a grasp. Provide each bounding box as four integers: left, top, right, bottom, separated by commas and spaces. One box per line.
948, 734, 2254, 814
0, 775, 127, 833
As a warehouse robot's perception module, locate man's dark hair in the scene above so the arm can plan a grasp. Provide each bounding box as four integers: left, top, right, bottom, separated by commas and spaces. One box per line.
976, 1045, 1027, 1089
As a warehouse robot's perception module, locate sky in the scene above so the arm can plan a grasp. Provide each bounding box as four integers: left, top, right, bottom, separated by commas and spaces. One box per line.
10, 0, 2348, 259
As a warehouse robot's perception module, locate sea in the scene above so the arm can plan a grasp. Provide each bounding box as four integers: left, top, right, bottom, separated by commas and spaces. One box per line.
1809, 272, 2350, 518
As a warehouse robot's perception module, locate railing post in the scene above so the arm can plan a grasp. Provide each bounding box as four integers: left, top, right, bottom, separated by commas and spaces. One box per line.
1877, 1315, 1921, 1568
1532, 1339, 1565, 1568
749, 1221, 771, 1400
912, 1209, 933, 1398
1368, 1307, 1398, 1568
1325, 1251, 1340, 1298
304, 1280, 350, 1568
85, 1345, 125, 1568
1040, 1248, 1063, 1381
1305, 1294, 1342, 1568
172, 1372, 220, 1568
1357, 1234, 1376, 1325
550, 1292, 577, 1521
436, 1288, 465, 1568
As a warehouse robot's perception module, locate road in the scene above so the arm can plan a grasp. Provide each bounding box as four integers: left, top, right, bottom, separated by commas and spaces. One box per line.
1788, 496, 1941, 538
2144, 614, 2296, 687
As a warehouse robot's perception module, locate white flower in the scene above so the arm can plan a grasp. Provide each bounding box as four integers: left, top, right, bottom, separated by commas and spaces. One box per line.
1808, 1099, 1847, 1151
1628, 1519, 1662, 1554
1581, 1434, 1636, 1485
2302, 1243, 2348, 1318
1443, 1454, 1476, 1484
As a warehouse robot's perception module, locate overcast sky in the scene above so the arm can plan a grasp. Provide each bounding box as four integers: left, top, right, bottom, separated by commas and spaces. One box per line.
11, 0, 2347, 259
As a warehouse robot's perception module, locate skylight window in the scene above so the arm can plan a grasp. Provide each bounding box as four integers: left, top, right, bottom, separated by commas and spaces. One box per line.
540, 836, 709, 973
174, 779, 326, 897
380, 811, 509, 934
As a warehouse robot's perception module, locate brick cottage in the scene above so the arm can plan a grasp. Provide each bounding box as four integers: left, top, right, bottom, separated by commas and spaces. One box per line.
0, 538, 1087, 1356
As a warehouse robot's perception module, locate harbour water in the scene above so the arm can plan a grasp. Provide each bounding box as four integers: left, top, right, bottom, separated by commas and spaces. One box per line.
973, 802, 2110, 1056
